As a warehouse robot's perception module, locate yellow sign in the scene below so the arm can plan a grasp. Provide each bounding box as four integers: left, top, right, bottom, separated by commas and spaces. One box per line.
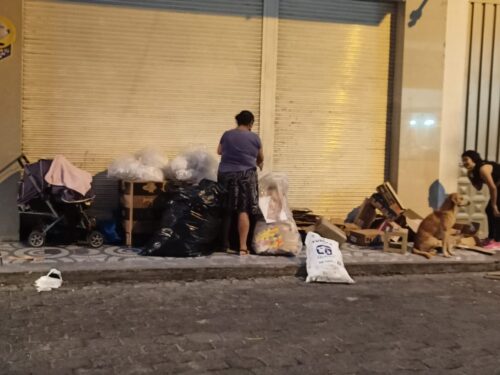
0, 16, 16, 60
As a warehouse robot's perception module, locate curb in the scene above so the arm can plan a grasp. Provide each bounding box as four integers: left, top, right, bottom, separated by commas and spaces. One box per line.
1, 259, 499, 286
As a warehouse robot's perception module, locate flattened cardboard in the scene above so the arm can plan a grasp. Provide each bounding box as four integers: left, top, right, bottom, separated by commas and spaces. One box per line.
484, 271, 500, 280
459, 236, 480, 247
396, 209, 423, 240
330, 219, 347, 230
343, 223, 361, 237
455, 244, 494, 255
314, 217, 347, 245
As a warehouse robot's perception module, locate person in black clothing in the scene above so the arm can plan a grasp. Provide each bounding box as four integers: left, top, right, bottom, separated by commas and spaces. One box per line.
461, 150, 500, 244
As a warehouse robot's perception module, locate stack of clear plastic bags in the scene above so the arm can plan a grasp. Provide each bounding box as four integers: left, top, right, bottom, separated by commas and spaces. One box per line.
253, 172, 302, 256
165, 145, 218, 184
107, 147, 168, 182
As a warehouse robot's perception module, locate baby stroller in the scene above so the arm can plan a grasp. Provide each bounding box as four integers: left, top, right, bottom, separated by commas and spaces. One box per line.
17, 154, 104, 248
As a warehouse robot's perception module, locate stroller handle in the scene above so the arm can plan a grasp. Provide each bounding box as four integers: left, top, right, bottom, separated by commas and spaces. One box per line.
0, 154, 29, 176
0, 154, 30, 186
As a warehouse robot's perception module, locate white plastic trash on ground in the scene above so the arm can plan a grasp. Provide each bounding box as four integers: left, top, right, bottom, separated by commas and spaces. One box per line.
34, 269, 63, 292
305, 232, 354, 284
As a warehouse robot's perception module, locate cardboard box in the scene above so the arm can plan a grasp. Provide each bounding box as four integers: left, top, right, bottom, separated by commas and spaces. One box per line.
330, 218, 347, 230
292, 208, 321, 228
353, 198, 377, 229
370, 194, 396, 220
314, 217, 347, 244
348, 229, 383, 246
382, 229, 408, 254
376, 182, 405, 216
395, 209, 423, 240
377, 220, 403, 232
343, 223, 361, 237
121, 180, 167, 246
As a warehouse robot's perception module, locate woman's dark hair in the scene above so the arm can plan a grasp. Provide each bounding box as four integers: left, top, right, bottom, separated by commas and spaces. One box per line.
235, 110, 254, 126
462, 150, 485, 188
461, 150, 483, 164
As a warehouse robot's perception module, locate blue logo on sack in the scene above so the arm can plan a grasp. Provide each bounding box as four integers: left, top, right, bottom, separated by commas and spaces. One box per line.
316, 245, 332, 255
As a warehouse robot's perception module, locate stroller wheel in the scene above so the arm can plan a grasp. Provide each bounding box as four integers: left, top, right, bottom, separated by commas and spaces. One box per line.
87, 230, 104, 248
28, 230, 45, 247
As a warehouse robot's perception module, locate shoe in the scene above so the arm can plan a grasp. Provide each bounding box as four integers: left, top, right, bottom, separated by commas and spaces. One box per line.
225, 248, 239, 255
483, 241, 500, 250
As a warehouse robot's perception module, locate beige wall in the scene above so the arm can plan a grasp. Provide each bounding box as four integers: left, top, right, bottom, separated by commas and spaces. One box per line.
440, 0, 469, 191
0, 0, 22, 167
397, 0, 468, 217
0, 0, 22, 240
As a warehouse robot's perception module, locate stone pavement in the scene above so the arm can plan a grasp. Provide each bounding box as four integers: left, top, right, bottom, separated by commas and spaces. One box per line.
1, 274, 500, 374
0, 241, 499, 285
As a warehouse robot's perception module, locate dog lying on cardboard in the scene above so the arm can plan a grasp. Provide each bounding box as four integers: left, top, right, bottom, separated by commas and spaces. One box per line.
413, 193, 469, 259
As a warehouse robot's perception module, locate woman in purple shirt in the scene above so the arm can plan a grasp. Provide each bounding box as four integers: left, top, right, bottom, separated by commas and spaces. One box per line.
217, 110, 264, 255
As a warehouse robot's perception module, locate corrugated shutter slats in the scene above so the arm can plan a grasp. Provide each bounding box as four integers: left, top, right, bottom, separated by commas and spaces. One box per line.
273, 0, 396, 217
23, 0, 263, 173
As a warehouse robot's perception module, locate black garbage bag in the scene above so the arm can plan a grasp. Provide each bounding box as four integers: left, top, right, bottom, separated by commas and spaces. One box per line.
141, 179, 224, 257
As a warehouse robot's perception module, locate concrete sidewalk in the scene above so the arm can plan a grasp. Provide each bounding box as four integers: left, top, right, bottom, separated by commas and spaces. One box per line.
1, 241, 499, 285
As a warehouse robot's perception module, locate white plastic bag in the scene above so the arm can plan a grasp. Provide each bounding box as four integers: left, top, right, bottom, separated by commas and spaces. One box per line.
258, 173, 291, 223
253, 220, 302, 256
34, 269, 63, 292
305, 232, 354, 284
108, 147, 168, 182
166, 145, 218, 184
253, 173, 302, 256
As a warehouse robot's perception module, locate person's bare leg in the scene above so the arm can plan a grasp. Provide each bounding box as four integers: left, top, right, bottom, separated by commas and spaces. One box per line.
238, 212, 250, 255
221, 212, 232, 252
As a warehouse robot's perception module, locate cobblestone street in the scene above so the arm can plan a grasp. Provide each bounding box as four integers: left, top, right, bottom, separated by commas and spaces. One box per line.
1, 274, 499, 374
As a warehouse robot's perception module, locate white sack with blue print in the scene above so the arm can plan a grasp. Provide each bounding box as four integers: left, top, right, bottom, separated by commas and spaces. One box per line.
305, 232, 354, 284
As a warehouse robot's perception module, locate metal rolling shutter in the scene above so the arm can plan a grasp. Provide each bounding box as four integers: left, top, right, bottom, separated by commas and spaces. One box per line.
273, 0, 396, 218
22, 0, 262, 214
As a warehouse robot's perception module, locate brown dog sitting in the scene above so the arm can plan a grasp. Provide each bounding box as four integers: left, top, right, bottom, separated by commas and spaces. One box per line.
413, 193, 468, 259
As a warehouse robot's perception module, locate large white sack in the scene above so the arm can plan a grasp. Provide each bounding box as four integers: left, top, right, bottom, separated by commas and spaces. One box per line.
305, 232, 354, 284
